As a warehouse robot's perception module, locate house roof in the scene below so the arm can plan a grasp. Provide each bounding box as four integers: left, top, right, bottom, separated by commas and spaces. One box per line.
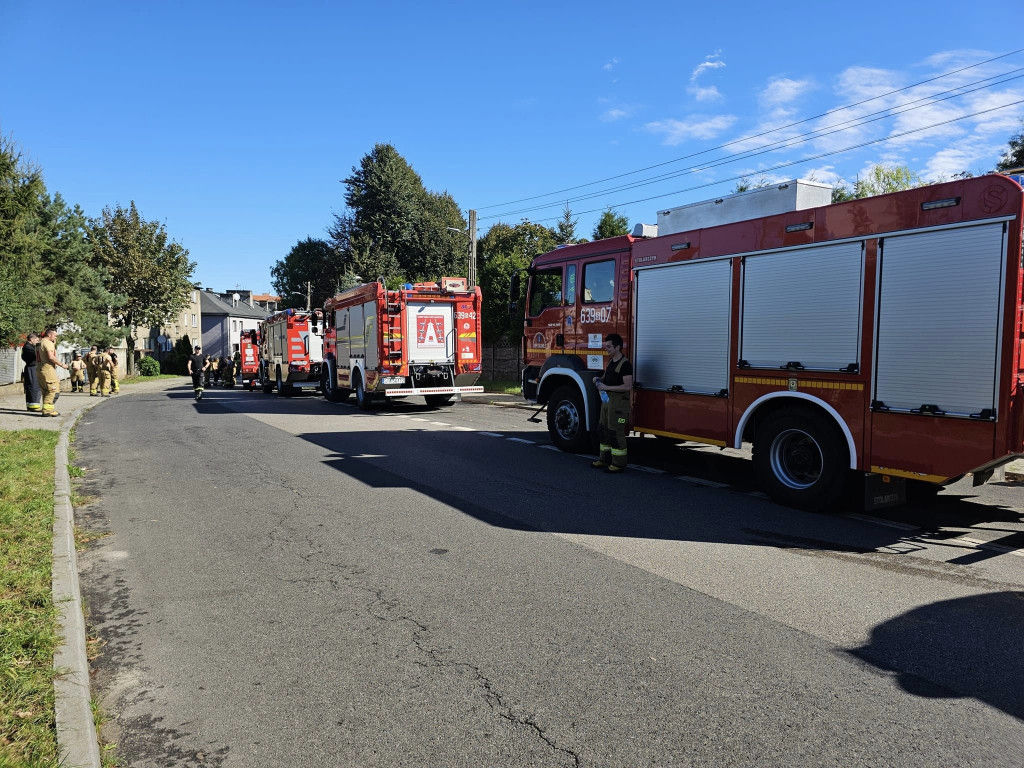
199, 291, 269, 319
252, 293, 281, 302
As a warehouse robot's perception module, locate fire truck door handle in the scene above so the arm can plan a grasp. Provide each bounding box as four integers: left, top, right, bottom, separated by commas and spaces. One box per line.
780, 361, 805, 371
555, 334, 565, 347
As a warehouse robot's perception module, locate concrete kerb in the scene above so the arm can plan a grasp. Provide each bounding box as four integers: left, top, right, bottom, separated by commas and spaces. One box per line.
52, 398, 104, 768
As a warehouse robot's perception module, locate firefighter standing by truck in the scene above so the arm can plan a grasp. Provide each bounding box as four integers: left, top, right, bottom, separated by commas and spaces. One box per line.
591, 333, 633, 473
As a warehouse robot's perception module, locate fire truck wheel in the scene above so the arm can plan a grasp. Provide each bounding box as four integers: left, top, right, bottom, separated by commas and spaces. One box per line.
322, 366, 351, 403
424, 394, 453, 407
546, 385, 590, 453
753, 408, 849, 512
354, 373, 373, 411
275, 368, 294, 397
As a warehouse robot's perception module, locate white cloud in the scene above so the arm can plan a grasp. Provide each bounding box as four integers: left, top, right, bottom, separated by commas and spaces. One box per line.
644, 114, 737, 145
601, 108, 629, 122
603, 57, 619, 72
760, 77, 813, 107
691, 55, 725, 82
688, 85, 722, 102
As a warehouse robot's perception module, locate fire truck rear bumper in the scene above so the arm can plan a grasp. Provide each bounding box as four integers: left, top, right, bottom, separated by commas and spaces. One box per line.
384, 386, 484, 397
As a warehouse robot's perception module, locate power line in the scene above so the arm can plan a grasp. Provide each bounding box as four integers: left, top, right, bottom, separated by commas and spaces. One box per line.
480, 70, 1024, 220
476, 46, 1024, 212
511, 98, 1024, 225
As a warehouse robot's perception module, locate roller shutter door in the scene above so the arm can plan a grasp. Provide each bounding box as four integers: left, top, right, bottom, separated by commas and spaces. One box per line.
634, 259, 732, 395
741, 241, 864, 371
874, 222, 1006, 416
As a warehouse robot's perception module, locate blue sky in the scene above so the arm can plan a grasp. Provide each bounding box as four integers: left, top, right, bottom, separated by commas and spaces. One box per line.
3, 1, 1022, 294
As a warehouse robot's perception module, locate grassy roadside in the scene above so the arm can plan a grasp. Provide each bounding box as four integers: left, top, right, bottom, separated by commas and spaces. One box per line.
0, 430, 60, 768
481, 378, 521, 395
117, 373, 181, 386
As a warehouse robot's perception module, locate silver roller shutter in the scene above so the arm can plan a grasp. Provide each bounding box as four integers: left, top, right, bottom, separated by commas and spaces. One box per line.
741, 241, 864, 371
874, 222, 1006, 416
634, 259, 732, 395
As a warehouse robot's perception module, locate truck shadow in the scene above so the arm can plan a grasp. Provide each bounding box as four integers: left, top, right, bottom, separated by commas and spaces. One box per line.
849, 591, 1024, 721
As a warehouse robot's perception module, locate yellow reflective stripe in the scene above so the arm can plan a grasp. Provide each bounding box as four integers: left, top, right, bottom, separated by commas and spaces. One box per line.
635, 427, 727, 448
734, 376, 864, 392
610, 448, 628, 456
870, 465, 948, 484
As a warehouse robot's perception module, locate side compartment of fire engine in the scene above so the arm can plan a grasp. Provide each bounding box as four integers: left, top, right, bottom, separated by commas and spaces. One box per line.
868, 221, 1010, 482
632, 258, 733, 446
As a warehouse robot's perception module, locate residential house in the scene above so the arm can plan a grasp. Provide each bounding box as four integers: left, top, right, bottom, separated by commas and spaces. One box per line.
134, 286, 204, 367
251, 293, 283, 312
199, 290, 268, 359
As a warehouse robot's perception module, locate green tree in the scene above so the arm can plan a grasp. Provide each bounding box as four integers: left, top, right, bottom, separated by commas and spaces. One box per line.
38, 193, 122, 346
0, 135, 46, 345
732, 176, 772, 193
342, 143, 425, 284
996, 120, 1024, 171
336, 144, 469, 286
556, 203, 579, 244
271, 237, 349, 309
592, 207, 630, 240
831, 163, 923, 203
413, 191, 468, 280
477, 220, 558, 341
90, 202, 195, 374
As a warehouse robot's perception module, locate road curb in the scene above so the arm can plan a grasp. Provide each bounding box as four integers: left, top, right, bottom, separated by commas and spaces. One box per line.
52, 401, 104, 768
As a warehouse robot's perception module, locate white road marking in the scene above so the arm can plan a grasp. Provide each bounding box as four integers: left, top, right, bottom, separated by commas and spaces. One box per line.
430, 421, 450, 426
479, 431, 504, 438
410, 418, 429, 422
950, 535, 1024, 557
452, 426, 474, 432
846, 513, 919, 531
507, 438, 535, 445
677, 476, 730, 488
628, 464, 665, 474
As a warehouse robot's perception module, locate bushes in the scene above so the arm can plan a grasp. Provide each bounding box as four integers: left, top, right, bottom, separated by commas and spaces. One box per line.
138, 356, 160, 376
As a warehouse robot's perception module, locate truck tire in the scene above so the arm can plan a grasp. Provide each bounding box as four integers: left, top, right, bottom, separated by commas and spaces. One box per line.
261, 365, 273, 394
425, 394, 454, 407
322, 364, 351, 403
546, 385, 590, 453
753, 407, 849, 512
354, 372, 373, 411
275, 367, 294, 398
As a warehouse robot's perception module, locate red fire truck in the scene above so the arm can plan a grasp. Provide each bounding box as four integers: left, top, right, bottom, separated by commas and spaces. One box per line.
239, 329, 261, 390
321, 277, 484, 409
518, 174, 1024, 510
257, 309, 324, 396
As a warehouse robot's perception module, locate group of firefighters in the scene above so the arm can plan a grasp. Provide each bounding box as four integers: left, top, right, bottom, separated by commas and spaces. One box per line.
21, 328, 120, 417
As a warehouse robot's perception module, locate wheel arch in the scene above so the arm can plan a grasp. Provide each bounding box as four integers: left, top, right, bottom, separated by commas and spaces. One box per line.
538, 368, 593, 429
734, 392, 857, 470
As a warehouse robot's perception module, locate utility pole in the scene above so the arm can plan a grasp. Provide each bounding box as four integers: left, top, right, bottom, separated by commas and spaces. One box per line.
468, 209, 478, 287
305, 281, 311, 311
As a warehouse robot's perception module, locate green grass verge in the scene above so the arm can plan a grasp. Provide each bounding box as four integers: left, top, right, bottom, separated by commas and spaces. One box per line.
0, 430, 60, 768
481, 378, 522, 395
118, 373, 181, 385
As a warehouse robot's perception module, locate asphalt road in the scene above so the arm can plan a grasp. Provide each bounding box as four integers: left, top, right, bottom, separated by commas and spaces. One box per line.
75, 382, 1024, 767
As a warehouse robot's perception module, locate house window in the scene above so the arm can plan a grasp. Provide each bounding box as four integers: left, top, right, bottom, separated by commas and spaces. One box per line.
191, 290, 198, 303
191, 314, 197, 327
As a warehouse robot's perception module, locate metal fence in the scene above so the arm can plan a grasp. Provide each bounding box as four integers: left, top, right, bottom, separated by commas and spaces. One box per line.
481, 338, 522, 381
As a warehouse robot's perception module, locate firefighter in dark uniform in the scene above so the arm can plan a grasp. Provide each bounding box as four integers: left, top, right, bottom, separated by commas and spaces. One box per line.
21, 332, 42, 413
187, 345, 208, 399
591, 333, 633, 473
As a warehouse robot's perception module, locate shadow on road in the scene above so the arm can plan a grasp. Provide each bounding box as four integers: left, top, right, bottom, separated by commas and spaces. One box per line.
850, 591, 1024, 721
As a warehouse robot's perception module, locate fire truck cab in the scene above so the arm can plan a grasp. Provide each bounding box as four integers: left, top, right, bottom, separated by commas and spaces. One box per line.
520, 174, 1024, 511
